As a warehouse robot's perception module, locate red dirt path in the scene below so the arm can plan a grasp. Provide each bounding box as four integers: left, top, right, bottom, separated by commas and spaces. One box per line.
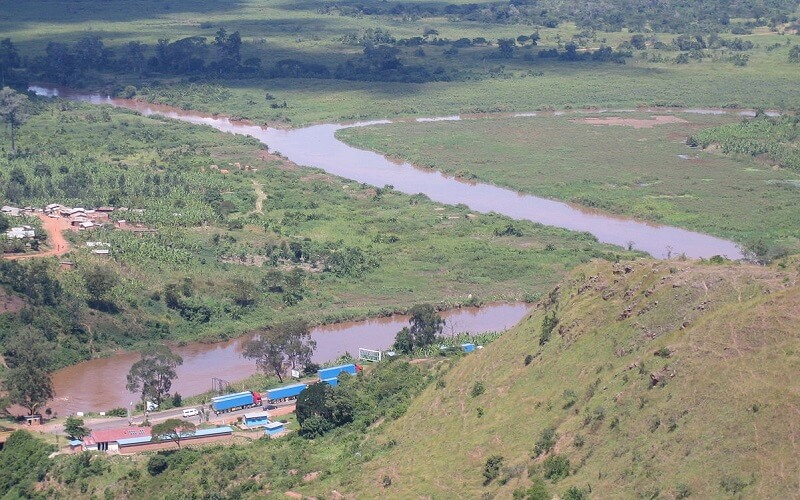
2, 213, 72, 260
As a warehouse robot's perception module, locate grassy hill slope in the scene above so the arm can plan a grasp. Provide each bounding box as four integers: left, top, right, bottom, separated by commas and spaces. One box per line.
309, 258, 800, 498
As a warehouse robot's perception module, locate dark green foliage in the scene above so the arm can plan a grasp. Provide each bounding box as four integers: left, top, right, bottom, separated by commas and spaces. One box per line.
483, 455, 504, 485
542, 454, 570, 482
540, 311, 558, 346
691, 115, 800, 172
243, 319, 315, 383
59, 452, 107, 485
513, 476, 549, 499
83, 265, 119, 309
151, 418, 196, 448
0, 260, 62, 306
147, 455, 169, 476
533, 428, 557, 457
126, 344, 183, 406
562, 486, 589, 500
65, 416, 90, 439
295, 382, 353, 438
0, 431, 54, 497
471, 381, 485, 397
524, 354, 534, 365
393, 303, 445, 354
720, 475, 752, 494
3, 329, 55, 414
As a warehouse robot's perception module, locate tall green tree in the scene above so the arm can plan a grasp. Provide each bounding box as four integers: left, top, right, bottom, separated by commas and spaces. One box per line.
295, 382, 353, 438
151, 418, 196, 449
243, 319, 316, 382
393, 303, 445, 354
64, 416, 90, 440
126, 345, 183, 407
0, 38, 20, 85
82, 265, 119, 308
0, 86, 29, 153
2, 330, 55, 415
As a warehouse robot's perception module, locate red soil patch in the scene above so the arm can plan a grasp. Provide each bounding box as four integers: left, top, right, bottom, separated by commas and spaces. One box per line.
3, 213, 72, 261
575, 115, 689, 129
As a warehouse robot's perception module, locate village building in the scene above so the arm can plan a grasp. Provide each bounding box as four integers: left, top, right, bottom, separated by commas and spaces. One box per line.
6, 226, 35, 239
81, 426, 234, 454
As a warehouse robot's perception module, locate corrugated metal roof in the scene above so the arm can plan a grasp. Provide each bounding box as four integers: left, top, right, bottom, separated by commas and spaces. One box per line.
244, 411, 270, 420
89, 427, 151, 443
117, 436, 153, 446
265, 422, 283, 430
194, 426, 233, 437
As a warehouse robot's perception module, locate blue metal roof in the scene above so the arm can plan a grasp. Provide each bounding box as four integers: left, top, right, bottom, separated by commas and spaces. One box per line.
193, 426, 232, 437
118, 436, 153, 446
69, 439, 83, 446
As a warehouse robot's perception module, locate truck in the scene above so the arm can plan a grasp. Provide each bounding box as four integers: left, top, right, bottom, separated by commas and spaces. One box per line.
265, 383, 308, 404
211, 391, 262, 414
317, 363, 362, 381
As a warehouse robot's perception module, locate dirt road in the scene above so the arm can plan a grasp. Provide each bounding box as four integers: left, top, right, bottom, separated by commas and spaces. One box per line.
2, 213, 71, 260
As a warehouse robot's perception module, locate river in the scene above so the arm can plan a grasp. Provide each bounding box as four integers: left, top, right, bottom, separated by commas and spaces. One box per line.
31, 85, 745, 414
29, 85, 742, 260
50, 303, 529, 415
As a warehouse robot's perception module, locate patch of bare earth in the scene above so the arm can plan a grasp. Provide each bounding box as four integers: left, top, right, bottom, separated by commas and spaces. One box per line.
575, 115, 689, 129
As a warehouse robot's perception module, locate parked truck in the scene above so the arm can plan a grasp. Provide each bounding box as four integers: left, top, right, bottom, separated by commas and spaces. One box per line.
265, 383, 308, 404
211, 391, 262, 414
318, 363, 362, 382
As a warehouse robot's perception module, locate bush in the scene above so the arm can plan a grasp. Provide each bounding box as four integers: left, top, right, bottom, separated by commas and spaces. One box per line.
524, 354, 533, 365
483, 455, 504, 485
542, 454, 570, 481
562, 486, 588, 500
533, 428, 557, 457
147, 455, 168, 476
513, 476, 549, 499
471, 381, 486, 397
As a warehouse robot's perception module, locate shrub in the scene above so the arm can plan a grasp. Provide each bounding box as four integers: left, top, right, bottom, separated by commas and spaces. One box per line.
471, 381, 486, 397
513, 476, 549, 499
147, 455, 168, 476
540, 312, 558, 345
562, 486, 588, 500
483, 455, 504, 485
524, 354, 534, 365
542, 454, 570, 481
533, 428, 557, 457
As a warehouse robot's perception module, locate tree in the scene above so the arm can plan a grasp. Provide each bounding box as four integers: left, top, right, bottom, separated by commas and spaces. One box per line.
64, 416, 90, 440
0, 212, 10, 232
498, 38, 516, 58
0, 86, 29, 153
2, 330, 55, 415
0, 38, 20, 85
126, 345, 183, 407
393, 303, 445, 354
82, 265, 119, 308
789, 45, 800, 63
295, 382, 353, 438
243, 319, 316, 382
151, 418, 196, 449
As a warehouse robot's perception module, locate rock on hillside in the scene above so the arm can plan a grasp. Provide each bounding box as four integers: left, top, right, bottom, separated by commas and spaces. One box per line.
318, 258, 800, 498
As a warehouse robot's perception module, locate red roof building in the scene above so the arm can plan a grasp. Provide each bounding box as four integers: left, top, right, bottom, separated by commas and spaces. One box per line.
83, 427, 151, 452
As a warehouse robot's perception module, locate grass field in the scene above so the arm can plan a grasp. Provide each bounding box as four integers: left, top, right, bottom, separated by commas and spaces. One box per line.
338, 112, 800, 255
2, 0, 799, 125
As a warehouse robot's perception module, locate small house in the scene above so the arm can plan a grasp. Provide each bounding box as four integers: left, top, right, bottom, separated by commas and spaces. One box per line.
83, 427, 151, 452
6, 226, 35, 239
24, 414, 43, 426
264, 421, 285, 437
243, 411, 270, 428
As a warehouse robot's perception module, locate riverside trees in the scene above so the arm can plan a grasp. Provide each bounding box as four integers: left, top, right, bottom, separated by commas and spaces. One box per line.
126, 345, 183, 408
243, 319, 315, 383
393, 303, 445, 354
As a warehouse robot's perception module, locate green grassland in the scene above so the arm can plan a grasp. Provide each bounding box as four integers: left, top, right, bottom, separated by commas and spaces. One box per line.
2, 1, 799, 125
0, 98, 633, 367
338, 112, 800, 256
10, 257, 800, 498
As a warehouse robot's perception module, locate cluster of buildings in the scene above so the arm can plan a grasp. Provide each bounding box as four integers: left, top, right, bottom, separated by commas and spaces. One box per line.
44, 204, 116, 230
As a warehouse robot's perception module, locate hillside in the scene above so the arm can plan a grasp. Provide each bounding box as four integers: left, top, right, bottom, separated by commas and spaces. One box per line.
304, 257, 800, 498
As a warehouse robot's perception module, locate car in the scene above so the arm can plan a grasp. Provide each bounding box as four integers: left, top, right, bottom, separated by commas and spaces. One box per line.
182, 408, 199, 418
146, 401, 159, 411
263, 404, 278, 410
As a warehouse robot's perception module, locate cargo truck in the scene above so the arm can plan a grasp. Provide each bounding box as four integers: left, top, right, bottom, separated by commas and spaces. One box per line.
211, 391, 262, 414
317, 363, 362, 381
264, 383, 308, 404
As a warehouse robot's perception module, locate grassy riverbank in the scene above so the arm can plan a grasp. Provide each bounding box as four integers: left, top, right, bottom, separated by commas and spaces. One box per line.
0, 99, 634, 368
338, 112, 800, 257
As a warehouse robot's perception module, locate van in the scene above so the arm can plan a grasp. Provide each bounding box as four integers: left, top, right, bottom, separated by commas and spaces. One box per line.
182, 408, 199, 418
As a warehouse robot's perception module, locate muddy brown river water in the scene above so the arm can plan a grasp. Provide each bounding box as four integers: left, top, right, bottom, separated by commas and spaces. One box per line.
50, 303, 529, 414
